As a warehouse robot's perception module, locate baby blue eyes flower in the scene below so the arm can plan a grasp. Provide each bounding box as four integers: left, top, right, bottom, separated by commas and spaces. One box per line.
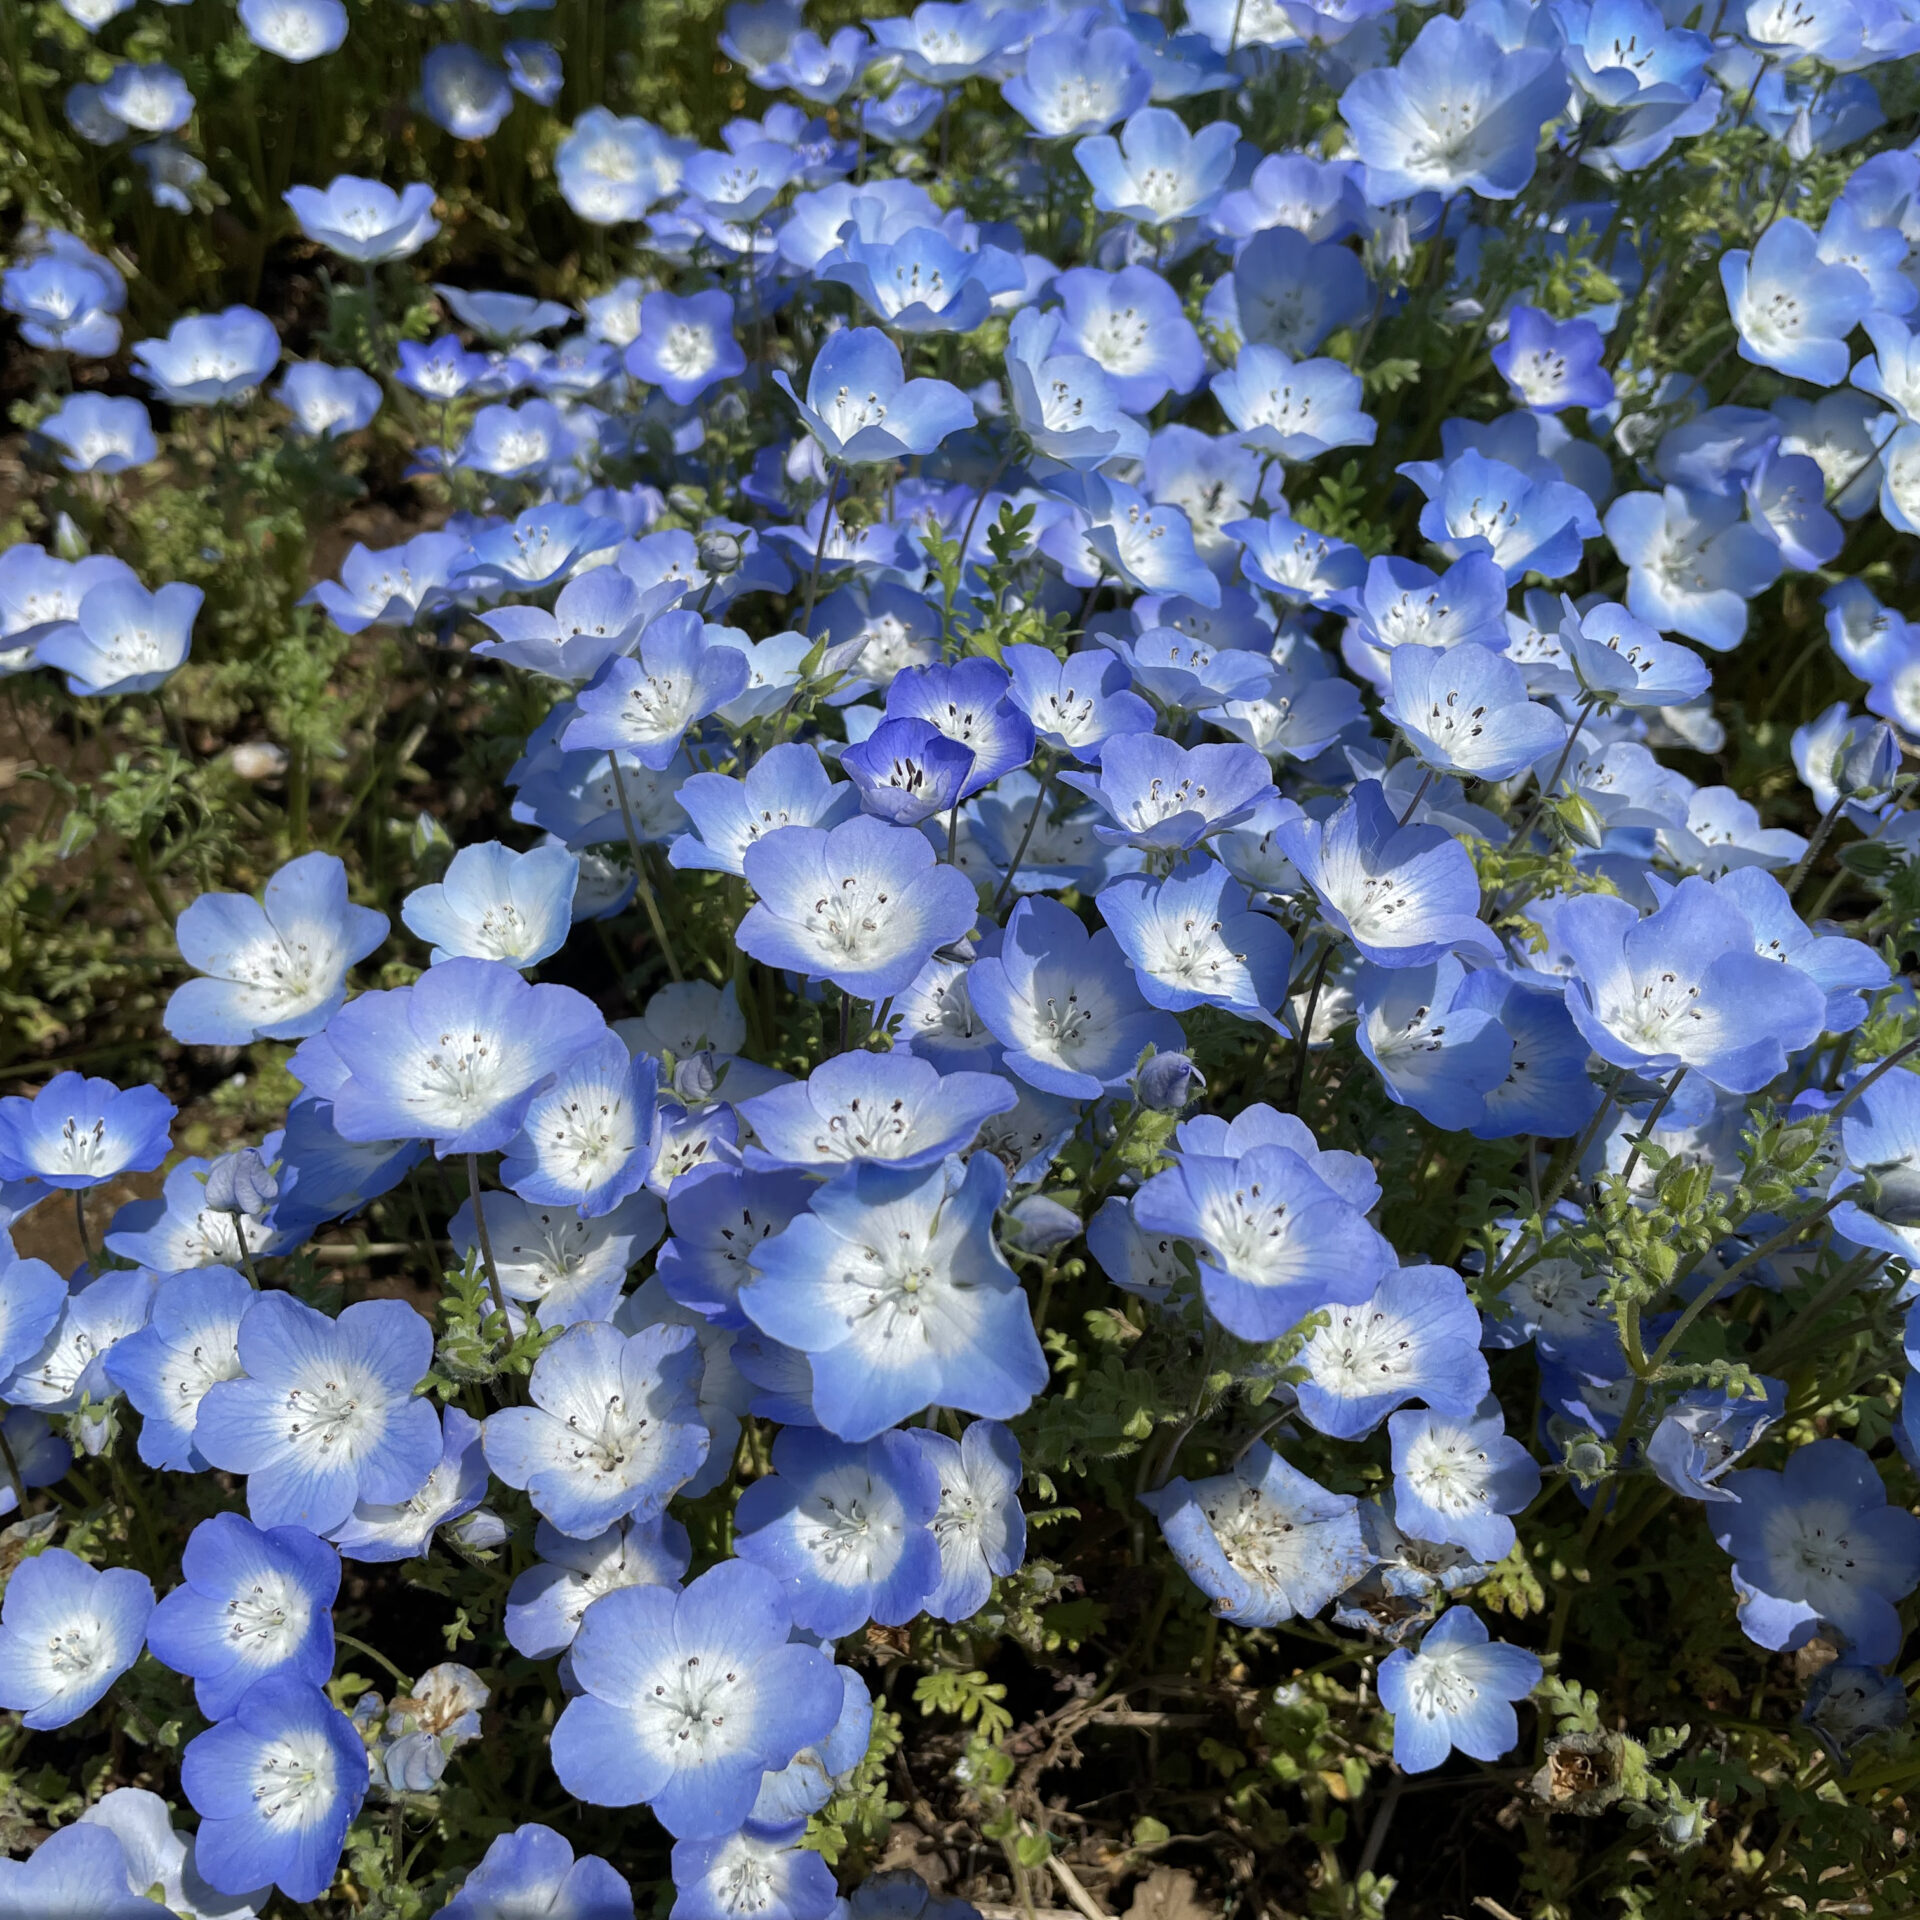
1721, 216, 1870, 389
1339, 16, 1566, 204
920, 1418, 1026, 1622
1097, 858, 1292, 1029
1004, 308, 1149, 470
103, 1266, 252, 1472
3, 252, 123, 358
1053, 266, 1203, 415
1492, 306, 1614, 414
741, 1154, 1047, 1438
192, 1293, 441, 1534
505, 1513, 690, 1658
1003, 23, 1151, 137
444, 1825, 635, 1920
133, 305, 280, 405
1559, 600, 1711, 710
482, 1320, 708, 1536
1400, 448, 1593, 583
39, 392, 157, 473
181, 1675, 368, 1903
322, 956, 604, 1154
331, 1405, 498, 1561
1002, 642, 1155, 761
626, 289, 748, 404
869, 1, 1034, 84
1646, 1380, 1784, 1504
1389, 1406, 1540, 1562
283, 177, 440, 263
550, 1557, 845, 1834
885, 657, 1035, 798
775, 327, 975, 464
421, 44, 515, 140
1211, 345, 1375, 462
734, 1427, 942, 1633
1356, 957, 1515, 1132
556, 109, 685, 225
1602, 486, 1783, 652
1140, 1443, 1371, 1627
168, 851, 387, 1046
1376, 1606, 1542, 1773
1385, 641, 1563, 781
146, 1512, 339, 1720
737, 814, 979, 1002
672, 743, 857, 878
673, 1822, 837, 1920
561, 612, 752, 768
277, 362, 382, 439
0, 1820, 174, 1920
499, 1031, 658, 1216
1059, 733, 1277, 852
402, 840, 578, 969
1711, 1438, 1920, 1665
0, 1547, 153, 1730
842, 717, 977, 826
823, 228, 1023, 336
238, 0, 348, 61
0, 1068, 174, 1190
36, 576, 201, 697
1074, 106, 1238, 225
99, 60, 194, 133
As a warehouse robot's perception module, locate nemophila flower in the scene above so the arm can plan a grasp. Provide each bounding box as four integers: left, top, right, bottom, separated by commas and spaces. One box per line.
1389, 1407, 1540, 1561
654, 1167, 814, 1325
330, 1405, 495, 1561
758, 24, 870, 101
133, 306, 280, 405
824, 228, 1023, 335
1295, 1263, 1489, 1441
1744, 446, 1843, 573
434, 285, 573, 346
552, 1556, 842, 1833
1386, 641, 1563, 781
554, 109, 684, 224
885, 658, 1035, 799
1059, 733, 1276, 853
734, 1427, 941, 1634
626, 290, 748, 405
0, 1822, 160, 1920
1003, 308, 1149, 469
1052, 266, 1203, 414
1068, 478, 1220, 606
73, 1787, 268, 1920
168, 851, 387, 1046
1714, 865, 1888, 1033
869, 1, 1032, 83
1712, 1439, 1920, 1664
458, 398, 568, 479
284, 177, 439, 263
842, 718, 976, 825
39, 393, 156, 473
146, 1512, 338, 1720
0, 1548, 152, 1730
1454, 970, 1600, 1140
445, 1826, 635, 1920
1229, 514, 1365, 612
1493, 306, 1613, 413
736, 815, 978, 1001
1276, 781, 1501, 969
324, 957, 603, 1155
451, 1187, 659, 1329
1560, 600, 1711, 709
497, 1032, 658, 1216
1074, 106, 1237, 225
917, 1419, 1026, 1622
1400, 449, 1593, 584
683, 140, 797, 222
482, 1319, 707, 1536
239, 0, 347, 60
969, 894, 1184, 1099
1551, 877, 1824, 1093
277, 362, 381, 439
741, 1152, 1045, 1436
1552, 0, 1710, 108
1646, 1381, 1784, 1503
103, 1266, 252, 1473
1135, 1141, 1392, 1340
671, 745, 858, 878
1003, 24, 1152, 138
503, 38, 564, 103
0, 1069, 173, 1190
1350, 552, 1510, 665
1097, 858, 1292, 1029
473, 568, 667, 684
99, 60, 193, 133
672, 1822, 836, 1920
562, 614, 752, 769
862, 81, 946, 144
1376, 1607, 1541, 1773
1338, 16, 1566, 204
505, 1514, 691, 1658
1721, 218, 1869, 387
306, 531, 470, 636
402, 840, 577, 969
37, 576, 200, 697
0, 1247, 65, 1382
182, 1676, 367, 1903
1355, 958, 1513, 1131
1856, 314, 1920, 429
421, 44, 514, 140
1211, 346, 1374, 462
648, 1101, 743, 1196
192, 1294, 439, 1534
2, 253, 122, 358
3, 1268, 153, 1420
1141, 1443, 1370, 1626
775, 328, 973, 464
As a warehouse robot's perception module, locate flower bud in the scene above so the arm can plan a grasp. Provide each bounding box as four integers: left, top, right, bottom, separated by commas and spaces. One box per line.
673, 1049, 723, 1104
203, 1146, 278, 1217
696, 527, 744, 577
1000, 1193, 1081, 1252
1135, 1052, 1205, 1112
1837, 721, 1901, 803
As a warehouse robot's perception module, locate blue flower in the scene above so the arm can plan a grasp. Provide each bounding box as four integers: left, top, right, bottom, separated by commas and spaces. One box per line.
133, 306, 279, 405
277, 362, 382, 439
146, 1512, 338, 1720
168, 852, 387, 1045
655, 1167, 815, 1325
1060, 733, 1276, 852
1356, 958, 1515, 1131
1721, 218, 1869, 387
1713, 1439, 1920, 1665
741, 1153, 1045, 1436
2, 1269, 153, 1421
1135, 1139, 1393, 1340
1552, 0, 1710, 108
1552, 876, 1825, 1093
1453, 970, 1602, 1140
549, 1557, 844, 1833
737, 1052, 1015, 1174
2, 237, 124, 357
401, 840, 577, 969
0, 1823, 163, 1920
1646, 1380, 1785, 1503
102, 1266, 252, 1472
737, 815, 979, 1001
1003, 24, 1151, 137
495, 1032, 659, 1217
885, 658, 1035, 799
1228, 513, 1365, 612
506, 1514, 690, 1659
1492, 306, 1614, 413
919, 1418, 1025, 1621
626, 290, 748, 405
39, 393, 156, 473
1212, 345, 1375, 462
474, 568, 672, 684
445, 1825, 635, 1920
1075, 106, 1237, 225
482, 1320, 707, 1535
824, 228, 1024, 335
238, 0, 347, 60
1004, 309, 1148, 469
1294, 1262, 1489, 1440
969, 894, 1185, 1099
842, 717, 977, 825
556, 109, 684, 224
1054, 266, 1204, 414
1389, 1406, 1541, 1562
283, 176, 439, 263
1715, 865, 1888, 1034
193, 1294, 440, 1533
1140, 1443, 1371, 1626
0, 1548, 152, 1730
0, 1069, 173, 1190
775, 328, 974, 464
1400, 449, 1593, 583
870, 2, 1035, 83
182, 1676, 367, 1902
99, 59, 193, 132
1098, 858, 1292, 1028
37, 576, 201, 696
758, 25, 871, 102
1386, 641, 1563, 781
734, 1428, 941, 1634
0, 1246, 66, 1381
1602, 486, 1783, 652
505, 38, 563, 102
672, 1822, 837, 1920
1376, 1606, 1541, 1772
1103, 626, 1271, 715
1276, 781, 1501, 969
323, 957, 605, 1154
330, 1406, 496, 1561
421, 43, 514, 139
457, 399, 568, 479
1559, 600, 1711, 709
1338, 17, 1567, 203
307, 531, 471, 636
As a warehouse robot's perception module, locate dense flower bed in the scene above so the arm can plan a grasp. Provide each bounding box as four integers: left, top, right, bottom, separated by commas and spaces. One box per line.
3, 0, 1920, 1913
